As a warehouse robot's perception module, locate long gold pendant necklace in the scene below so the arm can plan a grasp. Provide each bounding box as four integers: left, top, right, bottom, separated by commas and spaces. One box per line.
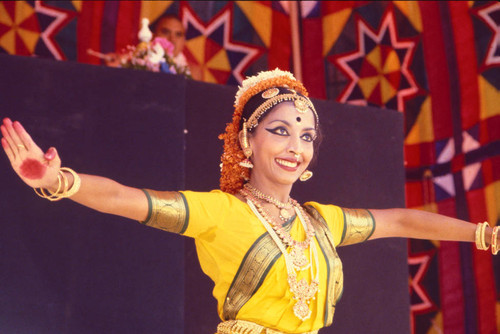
243, 183, 315, 270
240, 187, 319, 321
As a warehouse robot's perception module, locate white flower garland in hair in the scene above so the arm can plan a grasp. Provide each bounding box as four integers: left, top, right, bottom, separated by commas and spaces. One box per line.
234, 68, 296, 106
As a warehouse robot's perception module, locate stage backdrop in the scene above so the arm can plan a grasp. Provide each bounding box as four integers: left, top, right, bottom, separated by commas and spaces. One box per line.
3, 2, 498, 332
0, 54, 407, 333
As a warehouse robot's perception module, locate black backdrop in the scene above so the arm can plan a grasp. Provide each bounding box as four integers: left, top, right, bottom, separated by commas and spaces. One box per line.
0, 54, 408, 333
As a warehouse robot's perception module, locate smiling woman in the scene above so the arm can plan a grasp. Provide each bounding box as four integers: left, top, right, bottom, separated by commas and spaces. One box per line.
0, 68, 494, 334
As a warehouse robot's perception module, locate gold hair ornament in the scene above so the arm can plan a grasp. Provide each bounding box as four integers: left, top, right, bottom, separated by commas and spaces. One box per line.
245, 92, 317, 130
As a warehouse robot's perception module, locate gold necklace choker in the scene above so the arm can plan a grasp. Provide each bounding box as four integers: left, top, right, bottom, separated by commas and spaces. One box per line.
243, 183, 294, 220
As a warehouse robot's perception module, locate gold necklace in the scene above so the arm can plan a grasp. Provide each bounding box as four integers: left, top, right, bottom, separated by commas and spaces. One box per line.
244, 195, 320, 321
240, 187, 315, 270
243, 183, 293, 220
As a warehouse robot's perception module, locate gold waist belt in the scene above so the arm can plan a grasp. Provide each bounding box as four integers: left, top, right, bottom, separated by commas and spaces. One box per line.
216, 320, 319, 334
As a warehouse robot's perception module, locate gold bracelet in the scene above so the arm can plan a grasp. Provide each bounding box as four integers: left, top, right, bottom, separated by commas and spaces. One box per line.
49, 170, 68, 197
33, 167, 81, 201
475, 222, 484, 250
491, 226, 499, 255
60, 167, 81, 197
481, 222, 490, 250
34, 173, 63, 201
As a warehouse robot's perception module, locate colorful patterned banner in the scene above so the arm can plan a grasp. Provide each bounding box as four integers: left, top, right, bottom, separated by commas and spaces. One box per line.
1, 1, 499, 333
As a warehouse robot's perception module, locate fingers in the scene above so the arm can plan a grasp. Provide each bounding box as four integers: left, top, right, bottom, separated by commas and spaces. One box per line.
1, 118, 27, 156
1, 136, 15, 162
13, 121, 33, 150
1, 120, 18, 159
44, 147, 57, 161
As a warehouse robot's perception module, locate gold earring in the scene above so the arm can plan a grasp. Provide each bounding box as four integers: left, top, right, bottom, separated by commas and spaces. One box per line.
299, 170, 313, 181
239, 122, 253, 168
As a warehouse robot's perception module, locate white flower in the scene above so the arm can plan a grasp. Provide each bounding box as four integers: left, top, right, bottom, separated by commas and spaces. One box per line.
234, 68, 296, 106
149, 43, 165, 64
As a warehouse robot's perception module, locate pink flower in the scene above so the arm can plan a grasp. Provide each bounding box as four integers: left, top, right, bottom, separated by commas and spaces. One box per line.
152, 37, 174, 56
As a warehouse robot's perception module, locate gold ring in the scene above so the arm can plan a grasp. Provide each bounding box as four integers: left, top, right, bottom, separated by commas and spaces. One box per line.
17, 144, 26, 149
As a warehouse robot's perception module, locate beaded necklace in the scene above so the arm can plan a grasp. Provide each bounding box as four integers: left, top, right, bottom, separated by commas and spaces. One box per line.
240, 185, 315, 269
244, 183, 293, 220
242, 191, 320, 321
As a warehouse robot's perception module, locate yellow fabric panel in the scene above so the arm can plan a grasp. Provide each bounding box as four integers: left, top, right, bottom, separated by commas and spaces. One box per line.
207, 49, 231, 71
140, 1, 173, 24
479, 76, 500, 120
186, 35, 206, 64
235, 1, 272, 47
322, 8, 352, 57
405, 96, 435, 144
180, 190, 346, 332
0, 30, 15, 54
393, 1, 423, 32
71, 1, 82, 12
359, 76, 381, 100
485, 181, 500, 227
380, 76, 398, 104
17, 28, 39, 53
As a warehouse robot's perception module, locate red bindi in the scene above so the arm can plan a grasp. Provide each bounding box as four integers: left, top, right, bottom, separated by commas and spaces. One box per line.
20, 159, 47, 180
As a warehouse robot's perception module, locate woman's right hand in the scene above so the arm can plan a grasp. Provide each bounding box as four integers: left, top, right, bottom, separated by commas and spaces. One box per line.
1, 118, 61, 190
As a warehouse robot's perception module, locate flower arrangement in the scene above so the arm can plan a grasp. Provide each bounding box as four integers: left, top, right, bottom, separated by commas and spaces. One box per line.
88, 18, 191, 78
120, 18, 191, 78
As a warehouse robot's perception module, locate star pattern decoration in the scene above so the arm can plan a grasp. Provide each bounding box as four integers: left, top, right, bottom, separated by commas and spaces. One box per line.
181, 4, 262, 85
408, 249, 438, 328
34, 1, 75, 60
476, 2, 500, 68
0, 1, 74, 60
0, 1, 40, 55
332, 9, 418, 112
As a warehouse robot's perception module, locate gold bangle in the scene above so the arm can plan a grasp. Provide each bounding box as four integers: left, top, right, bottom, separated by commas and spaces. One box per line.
491, 226, 499, 255
482, 221, 490, 250
33, 167, 81, 201
60, 167, 81, 198
479, 222, 488, 250
34, 174, 64, 201
48, 170, 68, 196
475, 223, 485, 250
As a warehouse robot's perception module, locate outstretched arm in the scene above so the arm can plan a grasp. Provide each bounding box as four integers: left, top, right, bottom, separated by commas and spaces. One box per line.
369, 208, 490, 248
1, 118, 148, 222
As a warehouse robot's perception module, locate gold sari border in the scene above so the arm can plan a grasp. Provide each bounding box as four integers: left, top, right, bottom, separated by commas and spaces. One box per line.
222, 217, 295, 320
216, 320, 319, 334
304, 205, 343, 328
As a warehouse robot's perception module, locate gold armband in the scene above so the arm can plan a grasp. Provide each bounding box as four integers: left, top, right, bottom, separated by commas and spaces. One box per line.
141, 189, 188, 234
338, 208, 375, 246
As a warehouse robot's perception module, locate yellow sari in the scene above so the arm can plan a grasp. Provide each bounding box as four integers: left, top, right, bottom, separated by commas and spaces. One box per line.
141, 189, 374, 333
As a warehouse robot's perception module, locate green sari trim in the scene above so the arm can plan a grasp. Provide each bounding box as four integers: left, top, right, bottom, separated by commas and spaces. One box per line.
222, 217, 294, 320
304, 205, 343, 328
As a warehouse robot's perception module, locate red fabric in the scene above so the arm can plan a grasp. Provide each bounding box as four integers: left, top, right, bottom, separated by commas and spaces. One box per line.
301, 16, 326, 98
114, 1, 141, 53
77, 1, 105, 64
449, 2, 481, 131
418, 2, 454, 142
269, 5, 290, 71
